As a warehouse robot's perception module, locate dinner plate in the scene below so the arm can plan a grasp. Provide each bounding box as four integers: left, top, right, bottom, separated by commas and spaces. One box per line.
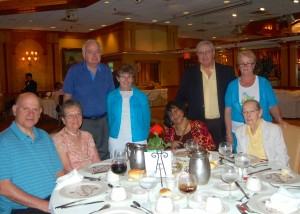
59, 181, 109, 199
172, 148, 190, 158
247, 193, 299, 214
83, 162, 111, 174
213, 182, 238, 191
97, 207, 144, 214
105, 193, 132, 202
257, 170, 300, 184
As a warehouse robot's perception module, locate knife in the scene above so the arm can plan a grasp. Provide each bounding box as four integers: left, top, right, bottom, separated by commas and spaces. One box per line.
248, 167, 271, 176
235, 181, 250, 199
236, 205, 247, 214
59, 200, 104, 209
55, 199, 85, 209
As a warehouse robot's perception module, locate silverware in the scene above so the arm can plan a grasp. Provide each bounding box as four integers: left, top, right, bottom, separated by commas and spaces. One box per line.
248, 167, 272, 176
84, 176, 102, 181
55, 199, 85, 209
89, 204, 111, 214
133, 201, 153, 214
235, 181, 250, 199
131, 205, 151, 214
268, 182, 300, 189
236, 205, 247, 214
59, 200, 104, 209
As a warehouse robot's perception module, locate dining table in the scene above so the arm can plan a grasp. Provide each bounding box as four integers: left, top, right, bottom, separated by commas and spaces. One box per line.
50, 151, 300, 214
41, 98, 58, 119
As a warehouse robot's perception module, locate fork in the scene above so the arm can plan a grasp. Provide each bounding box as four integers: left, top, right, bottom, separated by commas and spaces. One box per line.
89, 204, 111, 214
268, 182, 300, 189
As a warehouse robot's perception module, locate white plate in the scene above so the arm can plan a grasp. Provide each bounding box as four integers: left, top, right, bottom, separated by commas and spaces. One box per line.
213, 182, 238, 191
247, 193, 299, 214
189, 192, 229, 213
257, 170, 300, 184
156, 191, 184, 201
97, 207, 144, 214
244, 183, 268, 193
59, 181, 109, 199
173, 148, 190, 158
83, 162, 111, 174
154, 204, 179, 214
105, 193, 132, 202
128, 185, 147, 194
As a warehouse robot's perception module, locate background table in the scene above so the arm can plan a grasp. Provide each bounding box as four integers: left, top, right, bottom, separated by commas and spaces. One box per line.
142, 89, 168, 107
41, 98, 57, 119
274, 89, 300, 118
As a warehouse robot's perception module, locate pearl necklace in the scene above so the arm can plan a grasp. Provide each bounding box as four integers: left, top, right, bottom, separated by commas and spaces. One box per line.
64, 127, 80, 136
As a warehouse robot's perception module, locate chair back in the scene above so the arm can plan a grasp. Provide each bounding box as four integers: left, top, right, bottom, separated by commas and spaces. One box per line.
280, 124, 300, 174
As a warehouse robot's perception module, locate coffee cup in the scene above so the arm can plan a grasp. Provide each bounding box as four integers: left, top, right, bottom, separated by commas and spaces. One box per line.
110, 186, 127, 201
205, 196, 223, 213
246, 176, 262, 191
107, 170, 120, 183
155, 196, 174, 214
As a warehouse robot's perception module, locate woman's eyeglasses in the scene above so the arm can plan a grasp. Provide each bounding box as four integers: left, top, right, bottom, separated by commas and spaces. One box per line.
242, 109, 259, 115
238, 62, 255, 68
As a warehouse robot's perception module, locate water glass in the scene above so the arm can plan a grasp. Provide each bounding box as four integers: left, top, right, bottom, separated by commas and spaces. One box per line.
221, 166, 239, 201
235, 152, 251, 183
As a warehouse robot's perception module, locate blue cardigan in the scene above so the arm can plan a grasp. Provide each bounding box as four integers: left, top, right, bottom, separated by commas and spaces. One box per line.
107, 86, 150, 142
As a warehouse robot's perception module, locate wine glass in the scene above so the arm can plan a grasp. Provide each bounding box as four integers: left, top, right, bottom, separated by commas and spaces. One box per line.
114, 149, 128, 160
178, 173, 198, 209
139, 171, 158, 209
221, 166, 239, 201
235, 152, 251, 183
111, 158, 127, 175
184, 139, 199, 153
218, 142, 232, 163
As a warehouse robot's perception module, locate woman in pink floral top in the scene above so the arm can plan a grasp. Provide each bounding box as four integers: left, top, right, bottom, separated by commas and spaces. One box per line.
53, 99, 100, 172
163, 101, 215, 151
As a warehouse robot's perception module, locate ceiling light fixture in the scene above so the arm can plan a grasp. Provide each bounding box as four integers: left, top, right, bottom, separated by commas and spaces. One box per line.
293, 0, 299, 3
291, 19, 300, 33
232, 13, 237, 17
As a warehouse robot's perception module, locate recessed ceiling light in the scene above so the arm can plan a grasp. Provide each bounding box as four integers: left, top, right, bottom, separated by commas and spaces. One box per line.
152, 20, 157, 23
293, 0, 299, 3
101, 24, 106, 27
50, 26, 56, 29
104, 1, 110, 3
183, 11, 189, 15
89, 29, 94, 31
125, 17, 131, 20
187, 23, 192, 26
212, 36, 216, 39
259, 7, 265, 11
165, 21, 170, 24
232, 13, 237, 17
224, 0, 230, 3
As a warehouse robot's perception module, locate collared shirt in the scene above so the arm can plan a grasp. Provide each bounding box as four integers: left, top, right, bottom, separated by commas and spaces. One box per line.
246, 119, 267, 159
0, 122, 63, 213
201, 63, 220, 119
63, 61, 115, 117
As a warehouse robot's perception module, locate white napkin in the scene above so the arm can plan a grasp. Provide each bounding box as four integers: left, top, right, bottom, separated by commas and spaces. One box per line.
54, 169, 84, 190
265, 186, 300, 214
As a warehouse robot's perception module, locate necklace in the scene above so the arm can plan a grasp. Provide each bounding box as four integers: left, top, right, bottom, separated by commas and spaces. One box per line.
64, 127, 80, 136
178, 119, 189, 142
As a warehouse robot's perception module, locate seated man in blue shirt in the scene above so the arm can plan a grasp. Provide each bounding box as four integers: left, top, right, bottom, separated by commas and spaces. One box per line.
0, 92, 64, 214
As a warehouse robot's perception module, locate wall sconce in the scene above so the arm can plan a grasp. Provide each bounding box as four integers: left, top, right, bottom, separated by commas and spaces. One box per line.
21, 51, 39, 65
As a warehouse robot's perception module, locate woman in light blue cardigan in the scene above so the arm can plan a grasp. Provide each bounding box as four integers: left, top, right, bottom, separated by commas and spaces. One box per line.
107, 64, 150, 157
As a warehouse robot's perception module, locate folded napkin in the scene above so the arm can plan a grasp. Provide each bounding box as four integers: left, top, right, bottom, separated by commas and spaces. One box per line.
265, 186, 300, 214
55, 169, 84, 190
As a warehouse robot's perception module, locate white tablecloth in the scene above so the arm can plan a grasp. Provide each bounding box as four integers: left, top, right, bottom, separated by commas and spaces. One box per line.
41, 98, 57, 119
142, 89, 168, 107
50, 153, 299, 214
274, 89, 300, 118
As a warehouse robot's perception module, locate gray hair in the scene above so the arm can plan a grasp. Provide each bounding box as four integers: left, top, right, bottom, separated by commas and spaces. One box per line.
237, 50, 256, 64
196, 40, 215, 51
82, 39, 102, 55
60, 99, 83, 118
243, 99, 262, 110
116, 64, 137, 78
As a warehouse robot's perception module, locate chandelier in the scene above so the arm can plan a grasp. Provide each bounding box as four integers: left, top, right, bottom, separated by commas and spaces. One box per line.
21, 51, 39, 65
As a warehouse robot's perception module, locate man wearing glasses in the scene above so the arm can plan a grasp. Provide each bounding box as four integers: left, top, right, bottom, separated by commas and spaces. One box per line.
63, 39, 115, 160
176, 40, 236, 150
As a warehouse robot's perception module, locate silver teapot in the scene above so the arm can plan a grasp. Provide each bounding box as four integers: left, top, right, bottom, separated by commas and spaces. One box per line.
189, 148, 211, 185
126, 142, 147, 169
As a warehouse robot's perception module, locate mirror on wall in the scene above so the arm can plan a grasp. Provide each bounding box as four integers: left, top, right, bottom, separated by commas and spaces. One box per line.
135, 61, 160, 87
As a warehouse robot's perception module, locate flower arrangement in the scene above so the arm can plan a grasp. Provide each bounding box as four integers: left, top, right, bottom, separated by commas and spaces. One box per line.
147, 124, 170, 150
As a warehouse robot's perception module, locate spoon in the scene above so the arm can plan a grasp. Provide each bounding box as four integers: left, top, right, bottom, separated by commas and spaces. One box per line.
133, 201, 153, 214
131, 205, 150, 213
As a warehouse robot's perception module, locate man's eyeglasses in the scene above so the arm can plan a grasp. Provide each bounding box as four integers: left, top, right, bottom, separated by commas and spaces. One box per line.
242, 109, 259, 115
238, 62, 255, 68
65, 113, 82, 118
197, 49, 213, 56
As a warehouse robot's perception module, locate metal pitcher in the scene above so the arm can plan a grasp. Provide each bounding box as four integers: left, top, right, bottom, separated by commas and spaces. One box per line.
189, 148, 211, 185
126, 142, 147, 170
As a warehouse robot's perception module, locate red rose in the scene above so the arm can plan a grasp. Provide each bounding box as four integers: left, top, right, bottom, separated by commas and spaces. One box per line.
150, 124, 163, 135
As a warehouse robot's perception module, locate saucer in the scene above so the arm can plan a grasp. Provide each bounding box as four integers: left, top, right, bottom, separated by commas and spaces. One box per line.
128, 185, 147, 194
153, 204, 179, 214
105, 193, 132, 202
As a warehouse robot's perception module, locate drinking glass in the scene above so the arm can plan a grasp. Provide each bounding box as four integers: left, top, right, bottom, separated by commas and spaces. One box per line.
221, 166, 239, 201
111, 158, 127, 175
184, 139, 199, 153
139, 171, 158, 209
218, 142, 232, 162
114, 149, 128, 160
178, 173, 197, 209
235, 152, 251, 183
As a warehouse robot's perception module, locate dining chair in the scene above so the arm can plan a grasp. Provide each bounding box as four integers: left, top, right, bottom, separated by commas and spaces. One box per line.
280, 124, 300, 174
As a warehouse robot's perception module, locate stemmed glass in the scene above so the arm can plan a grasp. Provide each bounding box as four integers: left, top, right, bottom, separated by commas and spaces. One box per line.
178, 173, 198, 209
218, 142, 232, 163
184, 139, 199, 153
221, 165, 239, 201
235, 152, 251, 183
114, 149, 128, 160
111, 158, 127, 175
139, 171, 158, 209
